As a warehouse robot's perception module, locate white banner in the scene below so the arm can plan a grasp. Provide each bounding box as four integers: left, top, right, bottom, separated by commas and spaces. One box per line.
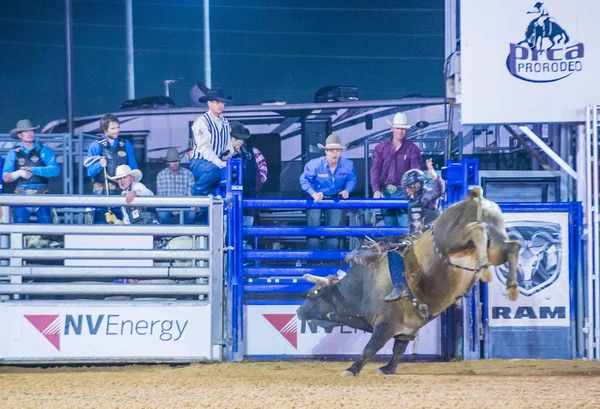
0, 303, 212, 360
489, 212, 570, 327
245, 305, 441, 356
460, 0, 600, 124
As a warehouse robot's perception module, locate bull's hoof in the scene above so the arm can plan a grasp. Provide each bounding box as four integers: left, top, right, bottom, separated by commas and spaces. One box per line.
507, 286, 519, 301
480, 267, 492, 283
376, 367, 396, 375
340, 370, 357, 377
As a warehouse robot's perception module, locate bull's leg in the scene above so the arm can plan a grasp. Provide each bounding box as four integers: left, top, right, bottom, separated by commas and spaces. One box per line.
341, 324, 391, 377
465, 222, 491, 282
377, 338, 409, 375
488, 239, 521, 301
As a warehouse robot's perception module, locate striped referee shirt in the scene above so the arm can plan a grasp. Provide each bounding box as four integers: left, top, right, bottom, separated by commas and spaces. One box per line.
190, 111, 232, 167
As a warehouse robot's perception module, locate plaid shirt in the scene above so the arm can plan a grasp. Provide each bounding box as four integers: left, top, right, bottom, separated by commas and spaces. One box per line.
156, 166, 195, 196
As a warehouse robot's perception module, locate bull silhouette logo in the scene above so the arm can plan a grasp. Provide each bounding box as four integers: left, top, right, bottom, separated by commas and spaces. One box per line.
495, 221, 562, 297
506, 2, 584, 83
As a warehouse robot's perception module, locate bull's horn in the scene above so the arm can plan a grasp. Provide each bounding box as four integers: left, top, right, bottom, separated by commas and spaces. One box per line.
302, 274, 329, 287
336, 270, 347, 280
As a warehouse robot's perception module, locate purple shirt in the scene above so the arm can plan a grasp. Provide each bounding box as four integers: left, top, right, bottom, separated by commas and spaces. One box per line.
370, 139, 422, 192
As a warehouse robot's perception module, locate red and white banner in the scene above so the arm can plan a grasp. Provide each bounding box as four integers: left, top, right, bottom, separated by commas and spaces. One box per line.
245, 305, 441, 356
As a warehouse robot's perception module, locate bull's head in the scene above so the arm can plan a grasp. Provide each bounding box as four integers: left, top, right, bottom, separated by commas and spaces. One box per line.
296, 273, 344, 322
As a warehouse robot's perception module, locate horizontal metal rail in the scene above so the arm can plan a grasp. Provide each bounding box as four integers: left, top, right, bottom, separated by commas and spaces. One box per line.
244, 226, 407, 237
244, 250, 350, 260
244, 266, 348, 278
0, 224, 210, 235
0, 249, 210, 260
0, 266, 207, 278
0, 195, 220, 207
0, 283, 210, 295
244, 198, 408, 209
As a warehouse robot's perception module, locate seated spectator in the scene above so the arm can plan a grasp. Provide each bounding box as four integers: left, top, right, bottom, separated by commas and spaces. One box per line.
299, 134, 356, 250
228, 121, 268, 198
156, 148, 196, 224
109, 165, 158, 225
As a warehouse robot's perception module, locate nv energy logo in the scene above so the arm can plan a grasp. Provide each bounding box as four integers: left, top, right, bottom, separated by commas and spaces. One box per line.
263, 314, 298, 349
507, 2, 584, 82
25, 314, 189, 351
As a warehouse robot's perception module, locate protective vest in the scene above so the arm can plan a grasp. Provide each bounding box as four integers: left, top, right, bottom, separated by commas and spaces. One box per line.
124, 205, 159, 225
93, 138, 129, 184
14, 146, 48, 186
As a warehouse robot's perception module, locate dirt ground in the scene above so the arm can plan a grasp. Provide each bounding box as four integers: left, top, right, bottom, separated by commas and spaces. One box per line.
1, 359, 600, 409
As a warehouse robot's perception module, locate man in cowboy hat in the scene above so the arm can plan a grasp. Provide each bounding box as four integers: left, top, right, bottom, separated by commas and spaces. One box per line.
155, 147, 196, 224
370, 112, 422, 225
189, 87, 233, 196
2, 119, 60, 223
109, 164, 158, 225
300, 134, 357, 250
229, 121, 268, 198
86, 113, 138, 223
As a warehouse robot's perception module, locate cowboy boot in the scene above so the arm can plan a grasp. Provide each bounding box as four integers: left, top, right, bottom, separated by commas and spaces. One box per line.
384, 284, 410, 301
385, 252, 409, 301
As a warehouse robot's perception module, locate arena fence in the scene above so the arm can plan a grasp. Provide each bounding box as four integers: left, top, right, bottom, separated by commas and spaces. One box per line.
0, 195, 225, 364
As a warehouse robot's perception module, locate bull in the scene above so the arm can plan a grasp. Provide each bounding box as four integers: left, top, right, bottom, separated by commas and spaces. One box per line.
296, 187, 520, 376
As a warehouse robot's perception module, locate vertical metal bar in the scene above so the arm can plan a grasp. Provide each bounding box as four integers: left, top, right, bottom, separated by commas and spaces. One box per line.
78, 132, 84, 194
210, 198, 224, 361
203, 0, 212, 88
364, 140, 370, 198
64, 0, 74, 151
576, 125, 587, 357
593, 107, 600, 361
585, 106, 594, 359
125, 0, 135, 99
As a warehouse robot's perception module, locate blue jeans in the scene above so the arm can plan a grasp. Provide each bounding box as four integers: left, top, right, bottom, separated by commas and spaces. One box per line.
13, 206, 53, 223
92, 189, 124, 224
157, 210, 196, 225
382, 189, 408, 227
306, 208, 342, 250
190, 159, 221, 196
388, 251, 406, 288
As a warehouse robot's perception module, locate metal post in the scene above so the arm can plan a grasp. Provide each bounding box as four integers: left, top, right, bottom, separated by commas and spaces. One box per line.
125, 0, 135, 100
203, 0, 212, 88
593, 107, 600, 361
585, 106, 594, 359
78, 132, 84, 194
364, 140, 370, 198
64, 0, 74, 147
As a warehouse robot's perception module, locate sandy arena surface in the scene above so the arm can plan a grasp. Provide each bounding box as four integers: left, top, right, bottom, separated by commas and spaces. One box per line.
1, 359, 600, 408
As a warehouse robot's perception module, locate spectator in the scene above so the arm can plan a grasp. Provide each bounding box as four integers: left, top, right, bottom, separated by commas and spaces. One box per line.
300, 134, 356, 250
189, 88, 233, 195
229, 121, 268, 198
156, 148, 196, 224
370, 112, 422, 226
2, 119, 60, 223
109, 165, 158, 225
86, 114, 138, 224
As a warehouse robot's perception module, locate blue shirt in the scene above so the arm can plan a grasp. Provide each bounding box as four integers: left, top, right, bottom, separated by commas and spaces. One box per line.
86, 136, 138, 177
300, 156, 357, 196
2, 141, 60, 188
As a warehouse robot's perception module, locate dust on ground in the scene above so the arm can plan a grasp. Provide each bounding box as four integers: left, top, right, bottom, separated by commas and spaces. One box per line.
1, 359, 599, 409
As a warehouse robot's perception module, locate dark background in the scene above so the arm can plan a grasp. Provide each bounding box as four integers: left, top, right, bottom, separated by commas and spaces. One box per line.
0, 0, 445, 132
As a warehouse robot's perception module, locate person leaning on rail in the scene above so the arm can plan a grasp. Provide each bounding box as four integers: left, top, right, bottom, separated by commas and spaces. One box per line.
86, 114, 139, 224
299, 134, 357, 252
2, 119, 60, 223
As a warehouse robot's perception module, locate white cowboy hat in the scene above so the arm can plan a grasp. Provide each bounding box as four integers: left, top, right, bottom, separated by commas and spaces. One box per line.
386, 112, 412, 129
317, 134, 347, 150
109, 165, 143, 182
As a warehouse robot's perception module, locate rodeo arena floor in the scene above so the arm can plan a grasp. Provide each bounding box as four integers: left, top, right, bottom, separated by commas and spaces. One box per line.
0, 360, 599, 408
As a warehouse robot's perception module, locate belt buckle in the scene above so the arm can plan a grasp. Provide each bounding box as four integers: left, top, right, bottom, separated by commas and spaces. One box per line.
385, 185, 398, 195
26, 189, 37, 195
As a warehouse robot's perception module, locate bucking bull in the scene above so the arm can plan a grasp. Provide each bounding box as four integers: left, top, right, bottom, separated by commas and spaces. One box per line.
297, 187, 520, 376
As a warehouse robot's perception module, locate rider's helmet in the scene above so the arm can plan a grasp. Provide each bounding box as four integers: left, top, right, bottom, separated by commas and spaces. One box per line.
401, 169, 426, 194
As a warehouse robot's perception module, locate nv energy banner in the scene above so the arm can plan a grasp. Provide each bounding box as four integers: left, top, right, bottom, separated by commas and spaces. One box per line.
460, 0, 600, 124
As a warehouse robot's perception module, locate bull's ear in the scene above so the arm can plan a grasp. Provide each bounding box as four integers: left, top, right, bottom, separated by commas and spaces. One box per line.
302, 274, 329, 287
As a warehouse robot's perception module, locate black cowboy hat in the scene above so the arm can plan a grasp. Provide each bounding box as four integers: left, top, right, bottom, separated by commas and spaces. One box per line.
198, 87, 233, 103
230, 121, 250, 140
